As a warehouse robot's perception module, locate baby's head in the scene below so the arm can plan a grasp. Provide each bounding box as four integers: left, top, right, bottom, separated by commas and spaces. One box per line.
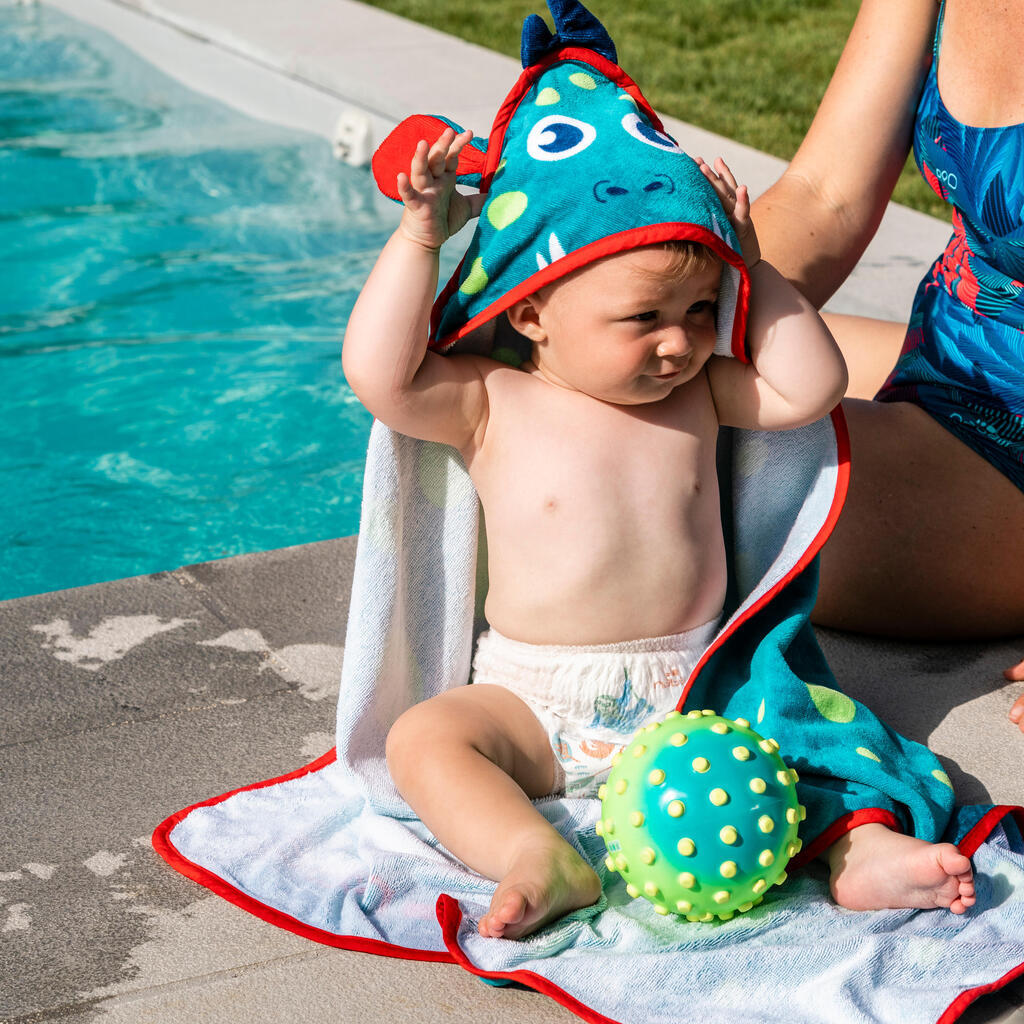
506, 240, 723, 405
373, 0, 749, 367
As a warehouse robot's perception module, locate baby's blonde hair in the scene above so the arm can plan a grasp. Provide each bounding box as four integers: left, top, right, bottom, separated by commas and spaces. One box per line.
635, 240, 722, 282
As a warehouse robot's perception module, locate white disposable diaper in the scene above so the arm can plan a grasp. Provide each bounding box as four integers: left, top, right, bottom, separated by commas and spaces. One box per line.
471, 618, 720, 796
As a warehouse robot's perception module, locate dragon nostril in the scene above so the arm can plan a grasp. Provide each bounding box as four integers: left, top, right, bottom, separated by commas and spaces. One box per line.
643, 181, 665, 192
593, 180, 631, 203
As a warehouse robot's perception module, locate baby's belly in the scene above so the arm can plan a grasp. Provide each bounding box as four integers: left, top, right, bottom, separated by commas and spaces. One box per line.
482, 509, 728, 646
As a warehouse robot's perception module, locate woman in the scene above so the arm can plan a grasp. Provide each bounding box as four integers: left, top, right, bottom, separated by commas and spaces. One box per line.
751, 0, 1024, 730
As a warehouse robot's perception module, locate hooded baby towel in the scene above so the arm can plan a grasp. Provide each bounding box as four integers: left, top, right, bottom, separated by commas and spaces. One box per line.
155, 3, 1024, 1020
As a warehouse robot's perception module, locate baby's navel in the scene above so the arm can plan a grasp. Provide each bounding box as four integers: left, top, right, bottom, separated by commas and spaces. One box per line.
543, 496, 558, 513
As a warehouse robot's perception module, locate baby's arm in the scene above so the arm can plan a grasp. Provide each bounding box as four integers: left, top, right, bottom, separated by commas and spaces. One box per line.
698, 158, 849, 431
342, 128, 488, 450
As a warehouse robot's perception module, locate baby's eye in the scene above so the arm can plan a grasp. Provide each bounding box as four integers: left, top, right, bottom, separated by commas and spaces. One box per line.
688, 300, 717, 322
630, 310, 658, 322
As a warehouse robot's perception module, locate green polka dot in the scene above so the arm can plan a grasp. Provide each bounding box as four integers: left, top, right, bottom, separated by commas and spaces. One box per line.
806, 683, 856, 723
536, 87, 560, 105
856, 746, 881, 763
487, 191, 528, 231
459, 257, 488, 296
569, 72, 597, 90
932, 769, 954, 789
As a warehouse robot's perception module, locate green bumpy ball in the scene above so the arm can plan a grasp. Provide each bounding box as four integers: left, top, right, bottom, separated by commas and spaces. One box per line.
597, 709, 805, 922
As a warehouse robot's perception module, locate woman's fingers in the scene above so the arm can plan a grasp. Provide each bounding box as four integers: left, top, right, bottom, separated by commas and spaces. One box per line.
1003, 656, 1024, 682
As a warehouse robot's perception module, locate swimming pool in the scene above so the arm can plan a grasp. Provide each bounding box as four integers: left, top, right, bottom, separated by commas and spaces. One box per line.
0, 3, 457, 601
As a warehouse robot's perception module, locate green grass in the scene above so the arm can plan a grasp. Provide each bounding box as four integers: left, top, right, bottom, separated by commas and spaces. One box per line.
362, 0, 946, 219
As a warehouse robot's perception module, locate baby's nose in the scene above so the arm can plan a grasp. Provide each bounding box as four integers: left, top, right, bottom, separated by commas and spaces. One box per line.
656, 329, 692, 358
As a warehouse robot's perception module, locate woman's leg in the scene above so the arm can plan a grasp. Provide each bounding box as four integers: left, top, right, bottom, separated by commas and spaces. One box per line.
386, 684, 601, 939
821, 312, 908, 399
815, 396, 1024, 638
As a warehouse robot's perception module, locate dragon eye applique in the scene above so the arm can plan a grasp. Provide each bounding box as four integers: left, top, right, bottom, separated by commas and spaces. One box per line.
526, 115, 597, 161
621, 113, 683, 153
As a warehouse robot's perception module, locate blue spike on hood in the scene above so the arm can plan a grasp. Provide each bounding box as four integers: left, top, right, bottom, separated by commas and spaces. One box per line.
521, 0, 617, 67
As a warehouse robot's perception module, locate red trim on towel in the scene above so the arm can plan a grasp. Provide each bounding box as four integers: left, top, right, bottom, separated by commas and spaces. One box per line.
436, 895, 623, 1024
151, 749, 455, 965
677, 404, 852, 710
937, 805, 1024, 1024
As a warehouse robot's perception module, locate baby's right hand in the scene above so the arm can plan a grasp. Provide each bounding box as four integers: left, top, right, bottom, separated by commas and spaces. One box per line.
397, 127, 483, 252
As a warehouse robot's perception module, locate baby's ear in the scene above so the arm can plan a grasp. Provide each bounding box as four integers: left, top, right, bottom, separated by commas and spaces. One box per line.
372, 114, 488, 200
505, 295, 546, 344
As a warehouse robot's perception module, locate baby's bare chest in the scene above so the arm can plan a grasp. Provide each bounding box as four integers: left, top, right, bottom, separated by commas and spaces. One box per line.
472, 378, 719, 533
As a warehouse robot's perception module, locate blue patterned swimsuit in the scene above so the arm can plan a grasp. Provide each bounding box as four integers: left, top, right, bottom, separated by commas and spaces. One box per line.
876, 0, 1024, 488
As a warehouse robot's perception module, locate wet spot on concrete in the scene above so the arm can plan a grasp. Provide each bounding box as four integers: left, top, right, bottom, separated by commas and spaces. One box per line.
1, 870, 24, 882
268, 643, 343, 702
31, 615, 196, 671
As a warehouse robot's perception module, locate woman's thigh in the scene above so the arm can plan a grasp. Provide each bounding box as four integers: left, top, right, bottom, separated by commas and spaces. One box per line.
815, 398, 1024, 638
821, 312, 908, 400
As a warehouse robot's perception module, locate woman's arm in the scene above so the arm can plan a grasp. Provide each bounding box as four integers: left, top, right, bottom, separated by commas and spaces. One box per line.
751, 0, 938, 309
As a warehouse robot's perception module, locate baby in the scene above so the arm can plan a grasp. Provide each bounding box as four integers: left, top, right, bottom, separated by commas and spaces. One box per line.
343, 126, 975, 940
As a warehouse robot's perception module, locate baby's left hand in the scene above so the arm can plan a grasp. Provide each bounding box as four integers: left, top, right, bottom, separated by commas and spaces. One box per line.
697, 156, 760, 268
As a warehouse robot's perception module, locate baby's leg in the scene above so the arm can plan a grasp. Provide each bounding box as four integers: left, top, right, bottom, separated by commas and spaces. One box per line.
827, 823, 976, 914
386, 684, 601, 939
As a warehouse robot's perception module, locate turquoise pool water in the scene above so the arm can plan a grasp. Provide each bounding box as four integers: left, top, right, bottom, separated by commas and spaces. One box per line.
1, 4, 454, 600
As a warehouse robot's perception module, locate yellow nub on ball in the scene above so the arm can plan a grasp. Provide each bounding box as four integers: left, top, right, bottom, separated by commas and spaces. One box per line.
752, 879, 767, 894
749, 777, 767, 794
678, 872, 696, 889
644, 881, 660, 897
713, 890, 730, 904
687, 710, 703, 719
710, 788, 729, 806
615, 779, 628, 794
630, 811, 645, 827
759, 739, 774, 754
786, 807, 799, 825
777, 770, 791, 785
720, 825, 738, 844
732, 746, 752, 761
626, 883, 640, 898
676, 899, 693, 914
670, 732, 688, 746
692, 757, 710, 773
720, 861, 738, 878
758, 850, 775, 867
711, 722, 730, 735
640, 847, 657, 865
677, 837, 696, 856
597, 784, 607, 800
633, 744, 647, 758
648, 769, 666, 786
734, 717, 750, 728
667, 800, 685, 818
758, 815, 775, 833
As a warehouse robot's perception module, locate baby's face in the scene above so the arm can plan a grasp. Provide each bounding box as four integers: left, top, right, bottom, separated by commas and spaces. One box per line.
525, 247, 722, 405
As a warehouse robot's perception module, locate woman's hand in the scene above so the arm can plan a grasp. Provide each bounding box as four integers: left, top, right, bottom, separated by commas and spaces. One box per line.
1005, 658, 1024, 732
397, 127, 481, 252
696, 156, 761, 268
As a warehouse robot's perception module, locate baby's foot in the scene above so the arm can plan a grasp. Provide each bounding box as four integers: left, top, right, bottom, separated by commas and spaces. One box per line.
828, 823, 976, 914
477, 838, 601, 940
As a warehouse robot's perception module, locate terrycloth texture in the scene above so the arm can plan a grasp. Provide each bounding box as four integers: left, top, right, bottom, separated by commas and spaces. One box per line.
158, 420, 1024, 1024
